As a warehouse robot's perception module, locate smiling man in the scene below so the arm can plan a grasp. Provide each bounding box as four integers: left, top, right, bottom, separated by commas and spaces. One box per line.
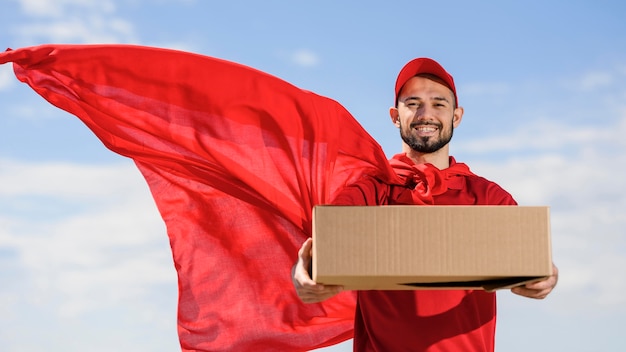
392, 71, 462, 168
293, 57, 559, 351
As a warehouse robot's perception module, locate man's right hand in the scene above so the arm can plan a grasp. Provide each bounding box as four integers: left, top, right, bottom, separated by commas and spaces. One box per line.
292, 237, 344, 303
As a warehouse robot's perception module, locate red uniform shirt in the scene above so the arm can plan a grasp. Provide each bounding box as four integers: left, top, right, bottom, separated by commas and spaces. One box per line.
333, 154, 517, 352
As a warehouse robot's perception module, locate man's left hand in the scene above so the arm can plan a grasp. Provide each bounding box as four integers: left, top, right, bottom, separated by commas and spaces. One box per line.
511, 263, 559, 299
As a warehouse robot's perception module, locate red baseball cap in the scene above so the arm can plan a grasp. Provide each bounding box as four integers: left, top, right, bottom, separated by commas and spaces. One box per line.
394, 58, 458, 106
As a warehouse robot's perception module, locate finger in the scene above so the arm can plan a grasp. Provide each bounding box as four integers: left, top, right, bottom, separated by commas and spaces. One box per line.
296, 283, 341, 295
297, 285, 344, 303
293, 238, 314, 282
525, 272, 558, 290
511, 285, 551, 299
296, 279, 324, 291
524, 280, 551, 290
298, 238, 313, 260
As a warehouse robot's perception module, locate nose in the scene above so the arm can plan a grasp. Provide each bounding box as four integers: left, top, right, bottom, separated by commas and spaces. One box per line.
413, 105, 434, 122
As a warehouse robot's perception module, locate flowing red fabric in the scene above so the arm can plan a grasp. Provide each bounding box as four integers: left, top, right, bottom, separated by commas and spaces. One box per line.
0, 45, 423, 351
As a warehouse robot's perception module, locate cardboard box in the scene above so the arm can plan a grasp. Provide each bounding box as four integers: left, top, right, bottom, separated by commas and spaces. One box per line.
312, 205, 552, 291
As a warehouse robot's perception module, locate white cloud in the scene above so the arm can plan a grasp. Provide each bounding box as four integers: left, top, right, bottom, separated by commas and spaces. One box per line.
461, 81, 512, 96
453, 62, 626, 318
465, 113, 626, 314
458, 73, 626, 153
573, 71, 614, 91
16, 17, 137, 44
0, 159, 176, 320
291, 48, 320, 67
0, 159, 144, 198
458, 117, 618, 154
17, 0, 116, 18
14, 0, 137, 44
561, 63, 626, 93
0, 65, 14, 91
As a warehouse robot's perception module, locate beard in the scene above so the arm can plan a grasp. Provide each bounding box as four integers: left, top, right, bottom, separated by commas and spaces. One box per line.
399, 119, 454, 154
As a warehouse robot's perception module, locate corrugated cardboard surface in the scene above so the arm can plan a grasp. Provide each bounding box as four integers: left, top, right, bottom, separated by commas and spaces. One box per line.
312, 205, 552, 290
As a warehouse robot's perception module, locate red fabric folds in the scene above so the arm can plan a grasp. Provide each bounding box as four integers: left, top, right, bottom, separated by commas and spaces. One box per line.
389, 154, 477, 197
0, 45, 408, 351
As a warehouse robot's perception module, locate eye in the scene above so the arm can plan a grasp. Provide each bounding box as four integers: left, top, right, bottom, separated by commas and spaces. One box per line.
403, 99, 420, 108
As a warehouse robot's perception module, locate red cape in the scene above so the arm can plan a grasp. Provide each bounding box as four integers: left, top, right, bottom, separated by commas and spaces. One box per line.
0, 44, 428, 351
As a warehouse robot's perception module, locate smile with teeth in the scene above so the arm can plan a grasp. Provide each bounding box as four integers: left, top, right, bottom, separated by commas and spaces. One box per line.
411, 123, 439, 136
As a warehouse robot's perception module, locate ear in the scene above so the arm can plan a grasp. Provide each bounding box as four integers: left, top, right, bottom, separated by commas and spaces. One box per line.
452, 106, 464, 128
389, 107, 400, 127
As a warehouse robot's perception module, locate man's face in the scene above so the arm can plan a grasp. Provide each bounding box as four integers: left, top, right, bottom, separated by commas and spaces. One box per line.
393, 75, 461, 154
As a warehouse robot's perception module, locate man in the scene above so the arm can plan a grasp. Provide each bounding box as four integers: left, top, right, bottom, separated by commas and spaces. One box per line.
292, 58, 559, 351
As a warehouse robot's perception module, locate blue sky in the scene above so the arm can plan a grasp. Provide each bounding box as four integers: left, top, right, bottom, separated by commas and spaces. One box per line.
1, 1, 625, 351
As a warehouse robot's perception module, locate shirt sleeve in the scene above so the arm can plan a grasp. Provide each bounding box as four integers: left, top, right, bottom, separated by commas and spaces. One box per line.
485, 181, 518, 205
331, 175, 391, 206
